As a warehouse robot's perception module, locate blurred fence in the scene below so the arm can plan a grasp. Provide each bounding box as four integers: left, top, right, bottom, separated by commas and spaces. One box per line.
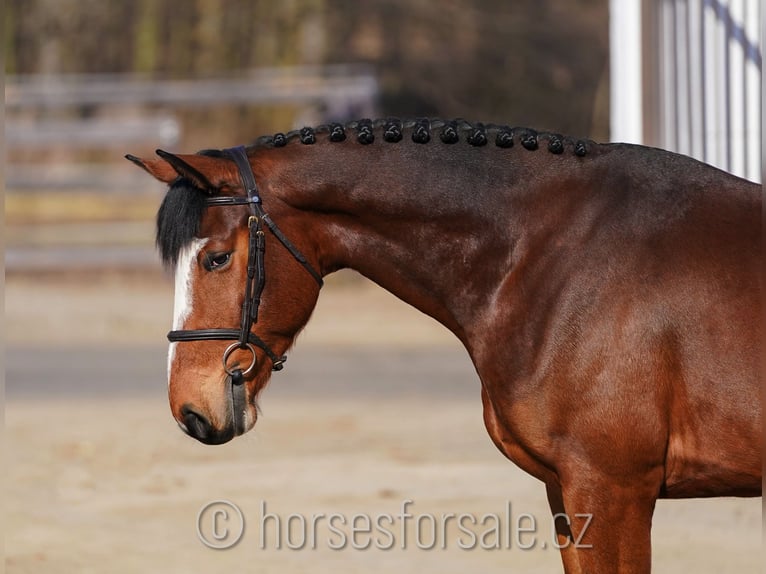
650, 0, 761, 182
611, 0, 762, 183
6, 66, 378, 190
5, 67, 378, 273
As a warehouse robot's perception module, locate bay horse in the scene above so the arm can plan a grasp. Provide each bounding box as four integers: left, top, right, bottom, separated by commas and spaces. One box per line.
127, 118, 761, 573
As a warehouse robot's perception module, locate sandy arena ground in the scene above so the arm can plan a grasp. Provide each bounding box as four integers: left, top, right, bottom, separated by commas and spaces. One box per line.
5, 271, 763, 573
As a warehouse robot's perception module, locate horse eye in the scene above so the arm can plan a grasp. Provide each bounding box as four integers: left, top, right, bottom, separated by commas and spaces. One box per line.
204, 252, 231, 271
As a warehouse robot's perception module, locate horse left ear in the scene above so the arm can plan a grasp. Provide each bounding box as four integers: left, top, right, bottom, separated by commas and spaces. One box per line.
125, 153, 178, 184
125, 150, 238, 191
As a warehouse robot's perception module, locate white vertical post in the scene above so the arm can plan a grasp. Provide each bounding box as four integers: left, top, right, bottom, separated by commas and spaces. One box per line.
703, 0, 718, 164
729, 0, 746, 177
675, 0, 692, 155
661, 0, 678, 150
610, 0, 644, 144
743, 0, 761, 183
688, 0, 705, 160
712, 0, 730, 173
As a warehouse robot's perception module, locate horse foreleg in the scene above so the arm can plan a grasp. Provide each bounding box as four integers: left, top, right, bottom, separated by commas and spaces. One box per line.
546, 481, 583, 574
557, 472, 662, 574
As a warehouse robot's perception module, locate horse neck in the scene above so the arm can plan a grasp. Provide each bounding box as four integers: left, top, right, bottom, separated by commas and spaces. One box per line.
259, 142, 584, 346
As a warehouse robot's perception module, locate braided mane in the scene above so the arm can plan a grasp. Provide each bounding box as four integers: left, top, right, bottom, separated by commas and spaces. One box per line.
159, 118, 595, 269
253, 117, 593, 157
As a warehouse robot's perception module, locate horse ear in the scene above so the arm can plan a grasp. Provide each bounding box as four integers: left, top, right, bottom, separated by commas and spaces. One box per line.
125, 153, 179, 184
125, 150, 238, 191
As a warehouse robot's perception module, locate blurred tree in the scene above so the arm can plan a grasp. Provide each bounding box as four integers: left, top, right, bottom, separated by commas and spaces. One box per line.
133, 0, 160, 74
5, 0, 608, 138
322, 0, 608, 135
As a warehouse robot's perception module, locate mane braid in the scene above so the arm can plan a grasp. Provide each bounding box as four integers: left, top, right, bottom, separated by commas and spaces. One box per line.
156, 119, 594, 267
156, 178, 209, 268
253, 117, 593, 156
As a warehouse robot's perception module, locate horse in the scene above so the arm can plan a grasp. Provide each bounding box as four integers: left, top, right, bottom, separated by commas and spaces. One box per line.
127, 118, 761, 573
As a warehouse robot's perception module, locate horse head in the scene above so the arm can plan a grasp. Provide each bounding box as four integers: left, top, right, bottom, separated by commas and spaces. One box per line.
127, 148, 322, 444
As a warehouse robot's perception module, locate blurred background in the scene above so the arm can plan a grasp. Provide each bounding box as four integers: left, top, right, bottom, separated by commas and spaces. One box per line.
5, 2, 762, 573
5, 0, 760, 274
6, 0, 610, 277
6, 0, 611, 275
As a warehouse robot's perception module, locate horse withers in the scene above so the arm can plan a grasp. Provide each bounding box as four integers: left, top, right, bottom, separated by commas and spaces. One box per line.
128, 118, 761, 573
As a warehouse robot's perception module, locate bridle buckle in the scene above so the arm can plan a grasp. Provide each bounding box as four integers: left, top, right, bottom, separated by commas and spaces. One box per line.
271, 356, 287, 371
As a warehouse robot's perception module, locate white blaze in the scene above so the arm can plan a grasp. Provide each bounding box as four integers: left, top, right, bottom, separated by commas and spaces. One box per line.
167, 238, 207, 385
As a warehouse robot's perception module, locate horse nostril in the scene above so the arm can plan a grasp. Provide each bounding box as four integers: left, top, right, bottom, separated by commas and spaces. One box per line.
180, 405, 212, 441
177, 404, 235, 445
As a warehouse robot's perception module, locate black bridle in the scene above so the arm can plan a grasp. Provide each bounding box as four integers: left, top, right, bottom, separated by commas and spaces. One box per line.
166, 145, 323, 386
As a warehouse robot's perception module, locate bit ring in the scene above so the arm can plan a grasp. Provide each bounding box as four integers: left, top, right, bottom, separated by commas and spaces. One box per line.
222, 342, 257, 377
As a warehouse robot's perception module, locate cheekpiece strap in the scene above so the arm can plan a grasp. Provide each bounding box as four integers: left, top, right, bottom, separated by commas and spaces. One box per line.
223, 145, 260, 203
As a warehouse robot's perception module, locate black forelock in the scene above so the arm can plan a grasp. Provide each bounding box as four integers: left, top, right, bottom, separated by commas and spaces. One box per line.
156, 178, 209, 268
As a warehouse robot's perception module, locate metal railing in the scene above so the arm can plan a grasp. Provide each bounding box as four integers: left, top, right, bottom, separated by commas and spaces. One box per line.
653, 0, 761, 182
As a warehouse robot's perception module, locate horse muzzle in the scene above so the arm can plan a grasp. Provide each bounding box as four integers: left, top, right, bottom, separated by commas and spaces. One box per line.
176, 372, 253, 444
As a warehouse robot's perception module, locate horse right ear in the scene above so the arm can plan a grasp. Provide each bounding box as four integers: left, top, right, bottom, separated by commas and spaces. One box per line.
125, 150, 239, 192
